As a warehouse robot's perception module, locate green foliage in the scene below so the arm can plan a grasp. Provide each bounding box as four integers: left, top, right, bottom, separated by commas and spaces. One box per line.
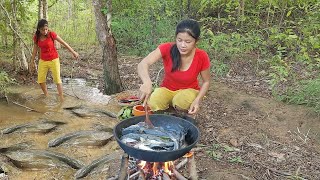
280, 78, 320, 114
112, 17, 175, 56
268, 55, 290, 88
117, 106, 133, 120
196, 0, 319, 113
48, 1, 97, 47
201, 29, 265, 77
210, 60, 229, 77
0, 71, 16, 96
206, 143, 242, 163
206, 149, 222, 160
206, 143, 222, 160
229, 156, 243, 163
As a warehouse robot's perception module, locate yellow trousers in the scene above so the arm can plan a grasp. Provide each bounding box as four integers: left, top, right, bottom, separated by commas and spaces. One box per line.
148, 87, 199, 111
37, 58, 62, 84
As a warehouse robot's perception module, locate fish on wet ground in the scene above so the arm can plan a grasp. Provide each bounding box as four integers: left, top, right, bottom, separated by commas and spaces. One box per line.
3, 150, 84, 170
120, 122, 186, 151
75, 152, 122, 179
91, 123, 113, 133
0, 142, 32, 153
1, 120, 66, 134
63, 105, 117, 118
48, 130, 113, 147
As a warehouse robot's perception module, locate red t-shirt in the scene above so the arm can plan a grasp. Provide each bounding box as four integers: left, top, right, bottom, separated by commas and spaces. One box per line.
158, 43, 210, 91
33, 31, 59, 61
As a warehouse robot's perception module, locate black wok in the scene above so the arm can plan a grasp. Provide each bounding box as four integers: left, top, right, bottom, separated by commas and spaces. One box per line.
113, 114, 200, 162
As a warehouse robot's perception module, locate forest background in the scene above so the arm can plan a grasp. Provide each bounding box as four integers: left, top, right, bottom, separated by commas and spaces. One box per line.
0, 0, 319, 114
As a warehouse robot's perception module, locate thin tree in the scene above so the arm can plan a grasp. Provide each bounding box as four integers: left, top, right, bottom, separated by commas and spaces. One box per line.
29, 0, 49, 75
38, 0, 48, 20
92, 0, 123, 94
0, 0, 30, 71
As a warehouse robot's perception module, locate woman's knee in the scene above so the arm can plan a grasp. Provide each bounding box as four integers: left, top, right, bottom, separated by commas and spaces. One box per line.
148, 88, 173, 111
148, 94, 170, 111
172, 89, 199, 110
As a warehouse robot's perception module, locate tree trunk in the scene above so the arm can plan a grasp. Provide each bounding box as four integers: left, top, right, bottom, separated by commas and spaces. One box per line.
12, 0, 28, 71
38, 0, 43, 19
179, 0, 183, 19
20, 41, 28, 70
187, 0, 191, 18
11, 0, 17, 70
0, 2, 31, 72
31, 0, 49, 75
43, 0, 48, 20
92, 0, 123, 95
38, 0, 48, 19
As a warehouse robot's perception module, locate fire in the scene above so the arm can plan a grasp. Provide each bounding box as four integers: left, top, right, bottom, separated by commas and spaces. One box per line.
152, 162, 159, 175
137, 160, 174, 177
138, 160, 147, 169
183, 151, 194, 158
163, 161, 174, 175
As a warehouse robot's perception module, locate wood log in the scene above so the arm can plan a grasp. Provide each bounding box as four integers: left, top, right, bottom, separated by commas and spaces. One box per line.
175, 158, 188, 170
173, 169, 187, 180
12, 101, 41, 113
188, 154, 198, 180
138, 169, 146, 180
129, 171, 140, 179
118, 154, 129, 180
162, 172, 171, 180
107, 175, 118, 180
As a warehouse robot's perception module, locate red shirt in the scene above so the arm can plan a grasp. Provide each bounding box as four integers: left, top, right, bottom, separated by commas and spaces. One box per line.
158, 43, 210, 91
33, 31, 59, 61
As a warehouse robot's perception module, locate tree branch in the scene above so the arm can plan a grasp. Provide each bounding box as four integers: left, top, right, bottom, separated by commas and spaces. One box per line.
48, 0, 58, 9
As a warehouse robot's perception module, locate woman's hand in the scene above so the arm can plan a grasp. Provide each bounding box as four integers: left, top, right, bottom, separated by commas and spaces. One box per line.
188, 98, 201, 115
72, 51, 79, 59
139, 81, 153, 107
56, 35, 79, 60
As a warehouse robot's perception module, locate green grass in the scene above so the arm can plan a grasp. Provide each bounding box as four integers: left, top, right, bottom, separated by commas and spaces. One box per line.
281, 78, 320, 114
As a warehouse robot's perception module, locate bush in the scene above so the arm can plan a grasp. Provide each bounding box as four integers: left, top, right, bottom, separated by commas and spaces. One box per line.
0, 71, 16, 98
281, 78, 320, 114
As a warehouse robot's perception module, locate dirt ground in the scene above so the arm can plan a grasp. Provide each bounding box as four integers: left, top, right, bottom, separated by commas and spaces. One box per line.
5, 47, 320, 179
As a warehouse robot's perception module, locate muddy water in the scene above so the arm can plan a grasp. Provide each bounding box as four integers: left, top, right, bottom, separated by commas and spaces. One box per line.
0, 79, 123, 179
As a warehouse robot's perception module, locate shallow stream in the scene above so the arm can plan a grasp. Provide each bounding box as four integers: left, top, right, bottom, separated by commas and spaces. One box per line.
0, 79, 123, 179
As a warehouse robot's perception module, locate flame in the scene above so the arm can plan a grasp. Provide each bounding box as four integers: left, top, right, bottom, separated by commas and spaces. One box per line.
139, 160, 147, 169
153, 162, 159, 175
163, 161, 174, 175
137, 160, 175, 177
183, 151, 194, 158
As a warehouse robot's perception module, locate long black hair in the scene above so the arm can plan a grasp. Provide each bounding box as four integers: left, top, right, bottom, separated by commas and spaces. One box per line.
170, 19, 200, 72
35, 19, 48, 43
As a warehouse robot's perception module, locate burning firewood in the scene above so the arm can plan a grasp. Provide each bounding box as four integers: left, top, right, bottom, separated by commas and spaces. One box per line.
175, 158, 188, 170
162, 172, 170, 180
118, 154, 129, 180
188, 154, 198, 180
138, 169, 146, 180
173, 168, 188, 180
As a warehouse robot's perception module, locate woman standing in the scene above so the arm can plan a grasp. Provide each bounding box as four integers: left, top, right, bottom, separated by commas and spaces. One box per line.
138, 19, 211, 117
31, 19, 79, 101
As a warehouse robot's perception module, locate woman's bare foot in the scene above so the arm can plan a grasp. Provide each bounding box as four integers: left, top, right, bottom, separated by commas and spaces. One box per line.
59, 95, 64, 102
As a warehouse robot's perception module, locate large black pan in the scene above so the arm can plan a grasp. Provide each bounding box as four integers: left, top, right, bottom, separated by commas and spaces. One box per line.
113, 114, 200, 162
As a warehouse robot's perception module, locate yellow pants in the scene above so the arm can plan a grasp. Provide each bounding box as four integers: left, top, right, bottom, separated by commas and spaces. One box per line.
37, 58, 62, 84
148, 87, 199, 111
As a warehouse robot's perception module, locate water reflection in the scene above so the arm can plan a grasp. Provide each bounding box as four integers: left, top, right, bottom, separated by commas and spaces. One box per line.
0, 78, 122, 179
63, 78, 110, 105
